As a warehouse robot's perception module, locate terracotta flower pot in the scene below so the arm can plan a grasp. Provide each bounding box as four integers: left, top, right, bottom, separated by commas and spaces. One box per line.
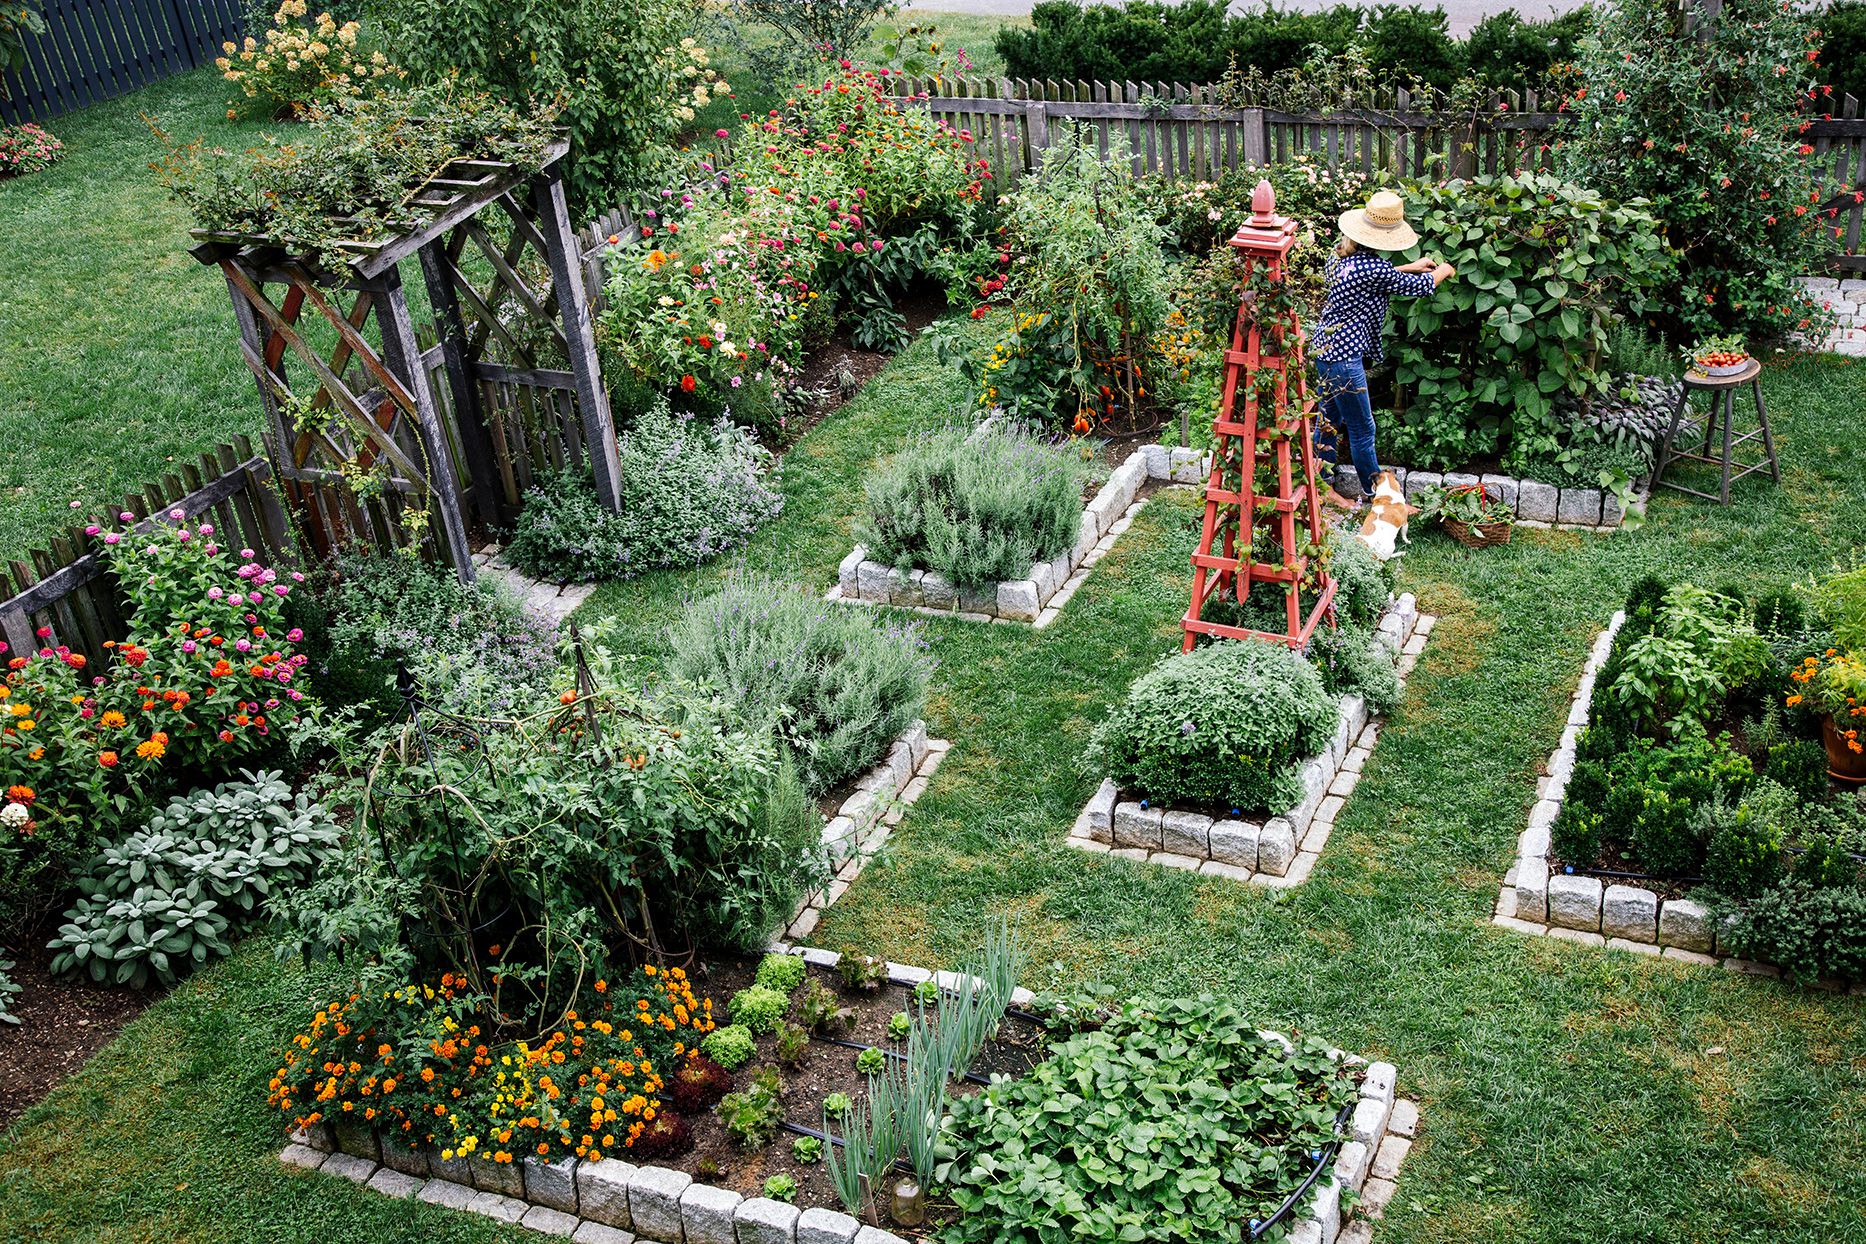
1821, 714, 1866, 784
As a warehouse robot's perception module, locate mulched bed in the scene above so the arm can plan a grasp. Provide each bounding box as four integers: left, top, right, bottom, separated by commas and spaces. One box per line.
0, 944, 152, 1131
780, 290, 949, 450
669, 954, 1049, 1227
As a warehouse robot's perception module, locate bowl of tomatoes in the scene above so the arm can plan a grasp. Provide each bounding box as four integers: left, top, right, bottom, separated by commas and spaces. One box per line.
1688, 335, 1751, 377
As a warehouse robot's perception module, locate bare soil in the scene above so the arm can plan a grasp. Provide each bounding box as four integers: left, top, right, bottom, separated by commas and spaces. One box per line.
0, 943, 152, 1130
671, 955, 1050, 1230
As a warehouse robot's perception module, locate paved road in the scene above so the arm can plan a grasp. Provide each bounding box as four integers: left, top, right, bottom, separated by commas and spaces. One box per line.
905, 0, 1587, 39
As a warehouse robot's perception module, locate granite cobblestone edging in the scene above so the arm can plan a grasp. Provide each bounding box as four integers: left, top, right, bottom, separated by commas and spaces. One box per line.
285, 943, 1421, 1244
1367, 467, 1647, 531
827, 443, 1208, 628
781, 721, 951, 943
1065, 596, 1433, 888
1489, 613, 1865, 990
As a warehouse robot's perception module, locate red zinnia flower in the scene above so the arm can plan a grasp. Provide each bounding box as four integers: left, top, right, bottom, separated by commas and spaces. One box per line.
680, 375, 697, 393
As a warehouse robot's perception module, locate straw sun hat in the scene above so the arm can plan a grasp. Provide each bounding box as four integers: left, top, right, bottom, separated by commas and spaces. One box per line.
1338, 190, 1419, 251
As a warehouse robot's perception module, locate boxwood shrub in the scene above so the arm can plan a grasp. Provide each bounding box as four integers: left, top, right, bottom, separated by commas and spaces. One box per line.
1084, 640, 1338, 813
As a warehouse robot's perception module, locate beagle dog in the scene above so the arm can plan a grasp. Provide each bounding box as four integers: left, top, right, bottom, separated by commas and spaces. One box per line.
1354, 471, 1415, 561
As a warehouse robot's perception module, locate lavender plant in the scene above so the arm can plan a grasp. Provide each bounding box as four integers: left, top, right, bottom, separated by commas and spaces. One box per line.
665, 574, 934, 794
859, 421, 1092, 588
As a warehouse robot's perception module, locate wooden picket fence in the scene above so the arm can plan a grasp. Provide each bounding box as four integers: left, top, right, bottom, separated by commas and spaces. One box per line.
0, 436, 292, 666
894, 77, 1866, 270
0, 0, 244, 124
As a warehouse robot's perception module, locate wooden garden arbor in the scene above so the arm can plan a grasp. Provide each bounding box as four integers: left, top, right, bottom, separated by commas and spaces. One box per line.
191, 141, 619, 580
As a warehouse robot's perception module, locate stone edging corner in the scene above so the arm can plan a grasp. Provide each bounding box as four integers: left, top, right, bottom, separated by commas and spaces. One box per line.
827, 443, 1206, 627
1066, 597, 1432, 888
285, 941, 1420, 1244
784, 721, 950, 943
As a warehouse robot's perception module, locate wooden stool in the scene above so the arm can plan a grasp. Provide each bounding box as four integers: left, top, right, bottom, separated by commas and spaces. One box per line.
1651, 359, 1779, 505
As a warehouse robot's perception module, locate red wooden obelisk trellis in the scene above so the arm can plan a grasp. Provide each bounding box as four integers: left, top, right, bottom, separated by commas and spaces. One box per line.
1182, 180, 1336, 651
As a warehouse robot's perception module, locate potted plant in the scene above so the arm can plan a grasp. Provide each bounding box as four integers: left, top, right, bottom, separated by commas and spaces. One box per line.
1416, 482, 1515, 548
1788, 648, 1866, 783
1685, 333, 1751, 378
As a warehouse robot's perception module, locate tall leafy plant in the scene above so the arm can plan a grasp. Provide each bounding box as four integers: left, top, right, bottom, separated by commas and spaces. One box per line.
1384, 172, 1672, 474
1553, 0, 1835, 340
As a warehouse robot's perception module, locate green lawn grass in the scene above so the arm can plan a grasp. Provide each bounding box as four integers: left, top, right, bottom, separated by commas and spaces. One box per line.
0, 70, 272, 566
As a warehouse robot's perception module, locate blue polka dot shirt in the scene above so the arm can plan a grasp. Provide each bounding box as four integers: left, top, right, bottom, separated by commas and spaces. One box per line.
1313, 251, 1436, 365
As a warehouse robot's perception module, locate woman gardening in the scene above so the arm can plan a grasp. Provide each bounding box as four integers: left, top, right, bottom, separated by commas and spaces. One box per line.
1312, 190, 1454, 511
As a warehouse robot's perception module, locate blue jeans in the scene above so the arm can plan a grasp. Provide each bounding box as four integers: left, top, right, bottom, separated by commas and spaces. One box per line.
1314, 356, 1380, 496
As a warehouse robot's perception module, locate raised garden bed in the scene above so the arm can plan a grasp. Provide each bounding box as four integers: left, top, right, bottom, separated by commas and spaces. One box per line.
829, 443, 1206, 627
281, 945, 1420, 1244
1492, 607, 1866, 992
1068, 596, 1431, 886
783, 721, 951, 943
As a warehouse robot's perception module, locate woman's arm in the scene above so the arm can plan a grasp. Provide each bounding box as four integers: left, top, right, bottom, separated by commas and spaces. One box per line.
1397, 255, 1456, 286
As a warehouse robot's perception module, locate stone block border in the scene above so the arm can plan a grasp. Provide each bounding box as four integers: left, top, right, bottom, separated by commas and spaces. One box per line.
286, 943, 1420, 1244
1065, 596, 1433, 888
782, 721, 951, 943
1797, 274, 1866, 356
1489, 614, 1865, 992
1367, 467, 1648, 532
827, 442, 1206, 628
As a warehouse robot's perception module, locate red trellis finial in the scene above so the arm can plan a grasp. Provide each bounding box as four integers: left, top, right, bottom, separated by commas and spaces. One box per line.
1248, 178, 1277, 226
1180, 200, 1336, 652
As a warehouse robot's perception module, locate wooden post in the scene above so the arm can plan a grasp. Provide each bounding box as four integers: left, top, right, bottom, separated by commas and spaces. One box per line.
368, 265, 477, 580
1242, 107, 1267, 167
532, 170, 624, 514
221, 265, 300, 473
418, 238, 504, 525
1023, 99, 1049, 172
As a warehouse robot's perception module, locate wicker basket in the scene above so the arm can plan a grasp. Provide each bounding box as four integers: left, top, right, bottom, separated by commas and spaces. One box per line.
1444, 518, 1513, 548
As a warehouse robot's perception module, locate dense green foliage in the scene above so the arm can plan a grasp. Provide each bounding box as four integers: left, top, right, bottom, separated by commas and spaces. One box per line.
859, 422, 1090, 587
1385, 173, 1672, 477
1822, 2, 1866, 103
1552, 571, 1866, 982
665, 574, 933, 794
372, 0, 723, 209
995, 1, 1583, 92
1085, 639, 1339, 814
1554, 0, 1833, 340
506, 408, 784, 583
938, 994, 1359, 1243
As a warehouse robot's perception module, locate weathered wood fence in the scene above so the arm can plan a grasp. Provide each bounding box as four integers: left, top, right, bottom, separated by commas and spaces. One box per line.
0, 0, 243, 124
0, 436, 290, 666
896, 77, 1866, 270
